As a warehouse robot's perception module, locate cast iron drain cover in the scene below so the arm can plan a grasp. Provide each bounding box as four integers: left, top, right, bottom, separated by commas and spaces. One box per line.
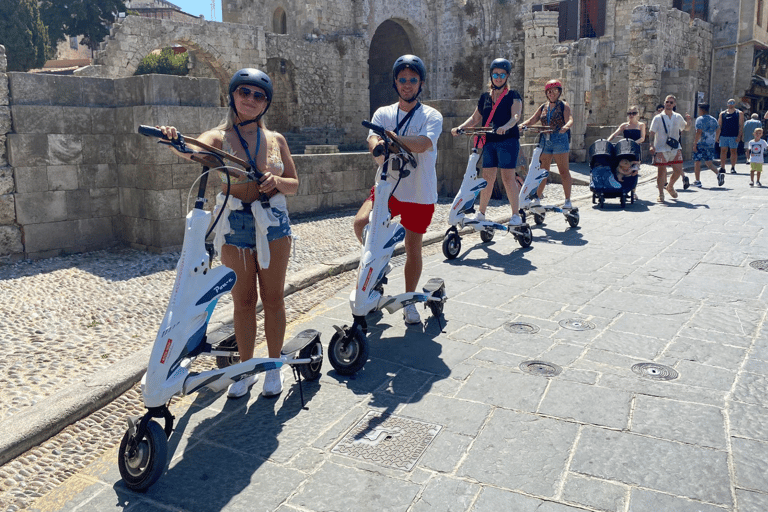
504, 322, 540, 334
331, 411, 442, 471
559, 318, 595, 331
750, 260, 768, 271
631, 362, 679, 381
519, 360, 562, 377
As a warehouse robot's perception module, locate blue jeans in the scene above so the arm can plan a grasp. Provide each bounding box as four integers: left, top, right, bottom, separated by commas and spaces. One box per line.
482, 138, 520, 169
540, 131, 570, 154
224, 206, 292, 249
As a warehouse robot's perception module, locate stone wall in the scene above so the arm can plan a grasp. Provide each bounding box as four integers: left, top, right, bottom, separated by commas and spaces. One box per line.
0, 46, 21, 257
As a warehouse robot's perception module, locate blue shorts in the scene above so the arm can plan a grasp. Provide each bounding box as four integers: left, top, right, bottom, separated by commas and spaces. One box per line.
540, 131, 570, 154
693, 144, 716, 162
224, 206, 292, 249
719, 136, 738, 149
482, 138, 520, 169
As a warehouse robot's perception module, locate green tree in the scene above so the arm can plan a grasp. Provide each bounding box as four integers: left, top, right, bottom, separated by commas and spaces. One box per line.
40, 0, 126, 52
0, 0, 52, 71
135, 47, 189, 76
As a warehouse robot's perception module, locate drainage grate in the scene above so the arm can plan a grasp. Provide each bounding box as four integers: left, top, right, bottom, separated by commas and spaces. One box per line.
559, 318, 595, 331
331, 411, 442, 471
631, 362, 679, 381
519, 360, 562, 377
750, 260, 768, 272
504, 322, 540, 334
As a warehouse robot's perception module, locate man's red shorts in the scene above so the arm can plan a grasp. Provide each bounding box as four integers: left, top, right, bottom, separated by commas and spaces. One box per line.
367, 186, 435, 234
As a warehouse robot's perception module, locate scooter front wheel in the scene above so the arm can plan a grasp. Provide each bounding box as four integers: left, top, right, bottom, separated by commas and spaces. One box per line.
215, 335, 240, 369
328, 327, 368, 375
298, 338, 324, 381
533, 213, 545, 225
442, 232, 461, 260
480, 228, 494, 243
516, 225, 533, 248
118, 420, 167, 492
566, 210, 580, 228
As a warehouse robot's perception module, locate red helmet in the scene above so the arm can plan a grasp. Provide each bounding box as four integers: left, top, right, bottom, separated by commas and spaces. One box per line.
545, 79, 562, 92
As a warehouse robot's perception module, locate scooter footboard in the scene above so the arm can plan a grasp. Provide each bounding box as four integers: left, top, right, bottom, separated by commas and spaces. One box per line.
183, 358, 284, 396
377, 291, 432, 314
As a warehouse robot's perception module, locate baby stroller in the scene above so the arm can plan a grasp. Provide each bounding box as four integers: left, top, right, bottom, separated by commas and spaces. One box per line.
589, 138, 640, 208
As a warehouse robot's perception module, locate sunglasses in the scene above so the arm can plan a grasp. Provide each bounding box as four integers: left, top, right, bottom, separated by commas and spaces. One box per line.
727, 102, 736, 105
627, 111, 638, 116
236, 87, 267, 100
492, 73, 507, 79
397, 77, 420, 85
665, 100, 675, 104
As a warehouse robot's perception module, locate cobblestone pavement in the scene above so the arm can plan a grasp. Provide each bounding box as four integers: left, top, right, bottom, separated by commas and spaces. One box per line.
2, 160, 701, 511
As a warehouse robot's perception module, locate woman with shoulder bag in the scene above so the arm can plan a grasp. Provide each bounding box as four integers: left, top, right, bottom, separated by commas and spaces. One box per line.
647, 94, 692, 202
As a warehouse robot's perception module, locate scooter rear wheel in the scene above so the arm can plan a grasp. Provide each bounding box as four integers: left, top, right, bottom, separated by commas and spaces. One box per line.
214, 335, 240, 369
442, 232, 461, 260
480, 228, 494, 243
118, 420, 167, 492
328, 327, 368, 375
298, 339, 323, 381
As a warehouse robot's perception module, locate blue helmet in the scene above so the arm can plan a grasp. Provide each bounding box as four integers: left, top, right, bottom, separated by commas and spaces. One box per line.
392, 55, 426, 83
228, 68, 273, 117
489, 58, 511, 77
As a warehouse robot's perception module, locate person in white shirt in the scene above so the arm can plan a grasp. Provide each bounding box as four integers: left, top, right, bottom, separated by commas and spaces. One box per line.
747, 127, 767, 187
648, 94, 692, 202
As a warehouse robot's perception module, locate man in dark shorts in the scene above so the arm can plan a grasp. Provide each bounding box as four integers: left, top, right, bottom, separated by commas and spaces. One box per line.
716, 99, 744, 174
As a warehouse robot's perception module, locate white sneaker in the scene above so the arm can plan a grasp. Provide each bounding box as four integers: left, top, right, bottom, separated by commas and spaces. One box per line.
262, 368, 284, 397
227, 374, 258, 399
531, 198, 541, 207
403, 303, 421, 324
508, 214, 522, 226
563, 199, 572, 209
470, 211, 485, 222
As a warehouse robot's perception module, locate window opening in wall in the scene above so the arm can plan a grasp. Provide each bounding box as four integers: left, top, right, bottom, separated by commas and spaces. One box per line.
533, 0, 603, 41
273, 7, 287, 34
70, 36, 78, 50
673, 0, 708, 22
759, 0, 764, 27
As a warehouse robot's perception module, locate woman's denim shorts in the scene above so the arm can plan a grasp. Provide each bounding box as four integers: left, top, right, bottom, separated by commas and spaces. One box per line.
540, 131, 570, 155
224, 206, 292, 249
482, 138, 520, 169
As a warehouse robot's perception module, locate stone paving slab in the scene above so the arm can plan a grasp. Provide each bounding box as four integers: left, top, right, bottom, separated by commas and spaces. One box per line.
14, 166, 768, 511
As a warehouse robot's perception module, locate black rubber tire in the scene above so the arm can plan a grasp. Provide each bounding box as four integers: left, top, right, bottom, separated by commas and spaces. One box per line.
118, 420, 168, 492
480, 228, 494, 243
533, 213, 545, 225
215, 335, 240, 369
620, 195, 626, 208
442, 233, 461, 260
328, 327, 368, 375
567, 211, 579, 228
428, 286, 445, 318
592, 193, 596, 204
298, 340, 323, 381
683, 176, 690, 189
517, 225, 533, 248
598, 195, 605, 208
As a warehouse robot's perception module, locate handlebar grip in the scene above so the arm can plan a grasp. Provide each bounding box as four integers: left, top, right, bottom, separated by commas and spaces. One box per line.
372, 145, 384, 157
362, 120, 385, 136
138, 125, 168, 139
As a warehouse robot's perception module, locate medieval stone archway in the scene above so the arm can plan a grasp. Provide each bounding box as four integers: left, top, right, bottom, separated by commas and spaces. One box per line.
368, 19, 426, 117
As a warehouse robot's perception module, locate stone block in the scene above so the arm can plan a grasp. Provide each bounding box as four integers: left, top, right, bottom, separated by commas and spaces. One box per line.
0, 193, 14, 224
145, 188, 181, 220
90, 188, 119, 217
75, 217, 115, 248
0, 74, 8, 106
119, 187, 147, 218
141, 163, 174, 191
15, 190, 67, 224
117, 215, 152, 247
0, 134, 6, 167
48, 134, 83, 165
115, 133, 142, 164
47, 165, 79, 191
13, 166, 47, 193
91, 108, 117, 135
79, 164, 117, 189
286, 193, 319, 214
66, 189, 91, 219
0, 224, 22, 255
172, 163, 200, 190
150, 218, 184, 250
0, 167, 13, 194
118, 164, 138, 188
11, 106, 91, 134
199, 79, 223, 107
114, 107, 136, 134
81, 135, 116, 165
80, 77, 116, 108
7, 134, 49, 166
0, 106, 9, 133
22, 220, 76, 253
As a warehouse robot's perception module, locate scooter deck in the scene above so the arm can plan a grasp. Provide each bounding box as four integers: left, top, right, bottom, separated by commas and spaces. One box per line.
281, 329, 321, 356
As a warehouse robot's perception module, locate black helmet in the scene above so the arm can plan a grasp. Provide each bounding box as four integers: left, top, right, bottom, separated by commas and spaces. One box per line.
228, 68, 273, 117
392, 55, 426, 83
489, 58, 511, 77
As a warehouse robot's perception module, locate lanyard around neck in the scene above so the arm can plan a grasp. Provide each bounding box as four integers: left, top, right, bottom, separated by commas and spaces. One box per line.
232, 124, 261, 172
395, 102, 421, 136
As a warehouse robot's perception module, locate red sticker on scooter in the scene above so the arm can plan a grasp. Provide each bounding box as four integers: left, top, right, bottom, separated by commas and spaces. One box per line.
453, 199, 463, 211
160, 339, 173, 364
362, 267, 374, 292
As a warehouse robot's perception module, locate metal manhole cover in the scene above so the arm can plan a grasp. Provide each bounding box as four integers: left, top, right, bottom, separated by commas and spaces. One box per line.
331, 412, 442, 471
631, 363, 679, 381
519, 360, 562, 377
750, 260, 768, 271
504, 322, 540, 334
559, 318, 595, 331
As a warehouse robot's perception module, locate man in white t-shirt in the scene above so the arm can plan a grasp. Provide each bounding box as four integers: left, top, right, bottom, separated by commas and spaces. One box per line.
353, 54, 443, 324
648, 94, 691, 202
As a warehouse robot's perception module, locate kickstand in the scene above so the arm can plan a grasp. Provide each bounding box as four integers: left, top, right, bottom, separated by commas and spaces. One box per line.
291, 366, 308, 410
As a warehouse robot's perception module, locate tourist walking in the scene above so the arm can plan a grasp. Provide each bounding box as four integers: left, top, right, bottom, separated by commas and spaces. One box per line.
608, 105, 646, 142
160, 68, 299, 399
716, 99, 744, 174
693, 103, 724, 187
520, 79, 575, 209
353, 55, 443, 325
451, 58, 523, 226
747, 127, 767, 187
648, 94, 691, 202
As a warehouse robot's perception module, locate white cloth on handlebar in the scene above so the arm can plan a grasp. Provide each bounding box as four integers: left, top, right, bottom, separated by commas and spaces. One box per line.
212, 193, 285, 269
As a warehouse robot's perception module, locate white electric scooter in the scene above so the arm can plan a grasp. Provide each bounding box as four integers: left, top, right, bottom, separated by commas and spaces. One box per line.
518, 127, 580, 229
117, 126, 324, 492
442, 127, 533, 259
327, 121, 447, 376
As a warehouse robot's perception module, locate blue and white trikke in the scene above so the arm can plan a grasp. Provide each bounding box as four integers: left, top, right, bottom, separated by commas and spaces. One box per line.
442, 127, 534, 259
117, 126, 323, 492
328, 121, 447, 376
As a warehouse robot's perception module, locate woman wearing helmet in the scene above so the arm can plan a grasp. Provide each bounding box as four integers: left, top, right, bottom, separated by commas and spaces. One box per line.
452, 58, 524, 226
520, 79, 575, 209
159, 68, 299, 399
